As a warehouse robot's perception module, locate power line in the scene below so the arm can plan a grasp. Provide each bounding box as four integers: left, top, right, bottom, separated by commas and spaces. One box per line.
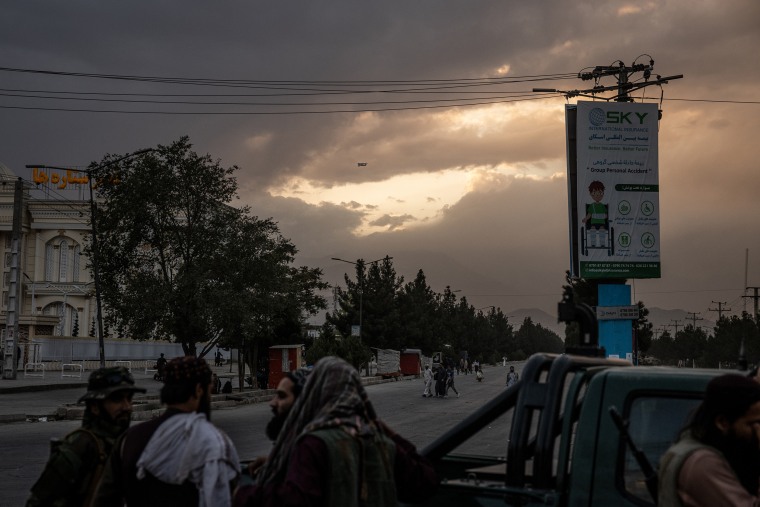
0, 95, 551, 115
1, 65, 758, 116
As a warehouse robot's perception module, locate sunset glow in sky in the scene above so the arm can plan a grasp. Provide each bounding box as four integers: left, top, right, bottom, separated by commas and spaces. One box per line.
1, 1, 758, 321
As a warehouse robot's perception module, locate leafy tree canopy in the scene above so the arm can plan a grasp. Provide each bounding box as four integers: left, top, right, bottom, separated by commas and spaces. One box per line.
90, 136, 326, 357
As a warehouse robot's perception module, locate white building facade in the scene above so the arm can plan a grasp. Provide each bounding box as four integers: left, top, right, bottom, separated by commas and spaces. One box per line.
0, 163, 185, 367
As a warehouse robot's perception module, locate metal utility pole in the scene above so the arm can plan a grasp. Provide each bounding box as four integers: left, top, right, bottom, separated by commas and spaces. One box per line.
533, 57, 682, 104
744, 287, 760, 321
670, 319, 682, 338
686, 312, 703, 329
2, 178, 24, 379
709, 301, 730, 320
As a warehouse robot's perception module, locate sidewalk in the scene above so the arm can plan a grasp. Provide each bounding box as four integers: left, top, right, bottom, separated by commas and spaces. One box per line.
0, 364, 253, 424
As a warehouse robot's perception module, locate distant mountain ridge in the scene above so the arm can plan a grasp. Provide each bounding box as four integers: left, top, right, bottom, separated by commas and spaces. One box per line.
505, 306, 718, 341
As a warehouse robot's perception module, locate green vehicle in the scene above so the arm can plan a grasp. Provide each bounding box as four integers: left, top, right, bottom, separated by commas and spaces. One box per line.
411, 291, 725, 507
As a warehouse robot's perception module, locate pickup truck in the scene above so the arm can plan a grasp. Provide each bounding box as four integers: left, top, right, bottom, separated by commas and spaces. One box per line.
414, 291, 724, 507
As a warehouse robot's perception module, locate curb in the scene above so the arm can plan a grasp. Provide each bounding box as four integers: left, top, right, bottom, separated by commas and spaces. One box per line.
0, 382, 87, 394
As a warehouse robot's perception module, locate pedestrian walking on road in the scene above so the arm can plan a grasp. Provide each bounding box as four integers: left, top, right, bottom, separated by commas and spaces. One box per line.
27, 366, 145, 507
422, 365, 433, 397
434, 366, 447, 397
446, 366, 459, 398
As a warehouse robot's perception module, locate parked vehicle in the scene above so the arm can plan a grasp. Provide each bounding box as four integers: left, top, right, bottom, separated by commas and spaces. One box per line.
411, 290, 724, 507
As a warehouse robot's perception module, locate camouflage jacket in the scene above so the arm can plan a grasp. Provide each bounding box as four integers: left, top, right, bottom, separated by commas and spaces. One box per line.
26, 410, 122, 507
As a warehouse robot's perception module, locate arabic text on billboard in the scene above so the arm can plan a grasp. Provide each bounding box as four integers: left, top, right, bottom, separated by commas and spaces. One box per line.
575, 101, 661, 279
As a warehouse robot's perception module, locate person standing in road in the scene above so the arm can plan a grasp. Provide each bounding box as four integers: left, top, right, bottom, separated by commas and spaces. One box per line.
232, 356, 438, 507
154, 353, 167, 381
93, 356, 240, 507
659, 374, 760, 506
27, 366, 146, 507
506, 366, 519, 388
434, 366, 447, 397
422, 365, 433, 397
445, 365, 459, 398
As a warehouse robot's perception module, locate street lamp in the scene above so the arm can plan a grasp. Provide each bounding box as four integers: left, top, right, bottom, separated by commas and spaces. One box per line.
27, 148, 154, 367
332, 256, 391, 375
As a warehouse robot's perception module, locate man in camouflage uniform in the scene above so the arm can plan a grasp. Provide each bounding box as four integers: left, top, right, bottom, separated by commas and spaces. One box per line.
26, 366, 146, 507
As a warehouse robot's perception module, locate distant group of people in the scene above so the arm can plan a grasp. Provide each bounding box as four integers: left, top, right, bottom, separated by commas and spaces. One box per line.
27, 355, 439, 507
422, 364, 459, 398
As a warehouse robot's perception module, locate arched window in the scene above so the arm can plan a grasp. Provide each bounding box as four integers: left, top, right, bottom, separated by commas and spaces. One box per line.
58, 239, 68, 282
72, 245, 80, 282
42, 301, 78, 336
44, 237, 81, 283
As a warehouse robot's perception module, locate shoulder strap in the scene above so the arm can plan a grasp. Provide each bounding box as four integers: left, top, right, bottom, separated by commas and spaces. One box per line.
68, 429, 108, 507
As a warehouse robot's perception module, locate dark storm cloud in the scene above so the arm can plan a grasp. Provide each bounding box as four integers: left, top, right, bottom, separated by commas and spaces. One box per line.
1, 1, 759, 316
369, 213, 416, 231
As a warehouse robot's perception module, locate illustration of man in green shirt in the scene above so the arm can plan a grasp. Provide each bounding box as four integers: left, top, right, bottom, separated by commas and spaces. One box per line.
582, 180, 608, 247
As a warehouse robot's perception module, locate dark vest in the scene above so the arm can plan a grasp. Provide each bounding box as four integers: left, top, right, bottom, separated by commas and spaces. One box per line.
309, 427, 398, 507
658, 432, 719, 507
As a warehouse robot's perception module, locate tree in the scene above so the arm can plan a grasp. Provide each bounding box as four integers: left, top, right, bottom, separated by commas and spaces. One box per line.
91, 136, 326, 357
326, 256, 400, 352
211, 216, 328, 379
514, 317, 564, 359
305, 321, 370, 370
634, 301, 653, 355
396, 270, 439, 354
703, 314, 760, 368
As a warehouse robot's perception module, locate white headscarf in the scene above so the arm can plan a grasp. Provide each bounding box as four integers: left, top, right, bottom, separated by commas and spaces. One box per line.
137, 412, 240, 507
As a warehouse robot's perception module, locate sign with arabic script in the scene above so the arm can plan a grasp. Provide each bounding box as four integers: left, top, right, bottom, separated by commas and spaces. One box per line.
24, 167, 92, 200
573, 101, 660, 279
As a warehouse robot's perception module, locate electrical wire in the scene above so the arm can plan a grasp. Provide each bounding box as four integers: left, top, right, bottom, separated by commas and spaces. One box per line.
0, 66, 757, 115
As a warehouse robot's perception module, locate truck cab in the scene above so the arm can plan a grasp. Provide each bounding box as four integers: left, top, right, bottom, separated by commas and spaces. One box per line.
414, 352, 721, 506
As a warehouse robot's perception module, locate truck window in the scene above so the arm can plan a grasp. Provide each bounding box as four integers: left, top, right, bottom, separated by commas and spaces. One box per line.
621, 395, 702, 505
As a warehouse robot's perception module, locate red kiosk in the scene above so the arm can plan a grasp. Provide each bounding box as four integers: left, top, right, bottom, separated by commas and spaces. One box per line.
268, 344, 304, 389
400, 348, 422, 376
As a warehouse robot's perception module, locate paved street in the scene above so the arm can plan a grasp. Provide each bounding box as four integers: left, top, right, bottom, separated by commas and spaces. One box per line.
0, 364, 517, 505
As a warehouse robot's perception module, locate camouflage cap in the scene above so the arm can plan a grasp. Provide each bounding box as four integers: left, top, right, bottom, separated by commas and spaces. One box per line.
78, 366, 146, 403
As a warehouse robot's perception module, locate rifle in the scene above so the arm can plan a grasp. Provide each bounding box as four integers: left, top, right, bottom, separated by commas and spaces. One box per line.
609, 406, 658, 502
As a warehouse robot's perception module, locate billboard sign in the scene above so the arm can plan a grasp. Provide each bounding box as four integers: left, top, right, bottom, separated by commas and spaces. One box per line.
23, 166, 92, 201
570, 101, 661, 279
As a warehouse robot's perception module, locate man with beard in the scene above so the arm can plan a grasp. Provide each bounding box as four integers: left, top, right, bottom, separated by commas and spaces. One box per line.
27, 366, 145, 507
245, 370, 309, 477
266, 369, 307, 441
659, 374, 760, 506
233, 356, 438, 507
93, 356, 240, 507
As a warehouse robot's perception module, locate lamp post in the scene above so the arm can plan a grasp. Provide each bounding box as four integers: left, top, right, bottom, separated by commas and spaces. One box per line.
27, 148, 154, 367
332, 256, 390, 375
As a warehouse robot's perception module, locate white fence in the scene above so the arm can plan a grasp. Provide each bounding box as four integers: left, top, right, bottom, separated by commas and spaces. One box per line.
61, 363, 83, 378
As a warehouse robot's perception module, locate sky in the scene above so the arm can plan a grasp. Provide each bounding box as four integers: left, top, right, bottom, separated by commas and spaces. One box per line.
1, 1, 759, 324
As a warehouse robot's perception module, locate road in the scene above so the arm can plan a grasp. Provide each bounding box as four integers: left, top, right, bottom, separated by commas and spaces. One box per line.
0, 366, 513, 505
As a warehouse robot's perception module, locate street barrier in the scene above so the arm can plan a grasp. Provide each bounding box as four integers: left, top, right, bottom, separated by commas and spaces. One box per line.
61, 363, 83, 378
24, 362, 45, 378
